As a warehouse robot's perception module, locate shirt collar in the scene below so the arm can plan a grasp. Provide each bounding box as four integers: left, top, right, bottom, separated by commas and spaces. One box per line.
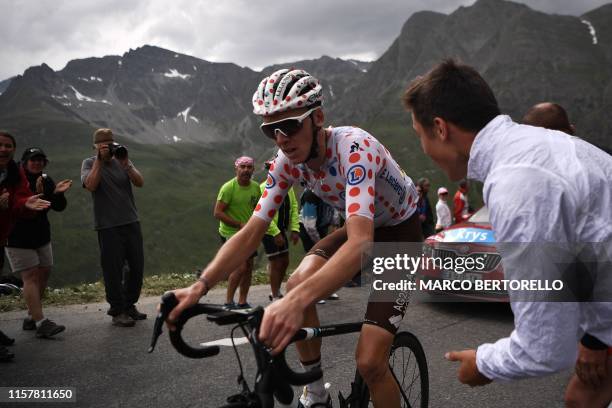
467, 114, 513, 182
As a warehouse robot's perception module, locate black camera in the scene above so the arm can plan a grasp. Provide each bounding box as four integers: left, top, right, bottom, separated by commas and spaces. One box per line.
108, 142, 128, 160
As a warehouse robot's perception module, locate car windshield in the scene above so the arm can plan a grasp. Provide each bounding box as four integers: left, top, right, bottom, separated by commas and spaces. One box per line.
468, 206, 489, 223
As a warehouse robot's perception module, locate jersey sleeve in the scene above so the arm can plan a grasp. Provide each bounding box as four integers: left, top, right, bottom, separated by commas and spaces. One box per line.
217, 180, 232, 204
253, 153, 296, 224
336, 132, 379, 221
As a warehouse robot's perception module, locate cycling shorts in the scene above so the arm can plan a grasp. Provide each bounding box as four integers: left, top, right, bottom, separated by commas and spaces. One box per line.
306, 212, 423, 334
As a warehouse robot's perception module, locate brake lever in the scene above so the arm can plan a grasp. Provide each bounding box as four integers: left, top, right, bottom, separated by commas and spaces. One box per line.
148, 291, 178, 353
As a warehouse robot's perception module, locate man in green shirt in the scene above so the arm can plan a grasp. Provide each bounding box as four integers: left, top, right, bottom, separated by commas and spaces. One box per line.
215, 156, 262, 309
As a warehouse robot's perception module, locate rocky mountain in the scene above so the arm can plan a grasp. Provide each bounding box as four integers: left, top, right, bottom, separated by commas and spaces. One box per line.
1, 0, 610, 151
332, 0, 612, 150
0, 77, 13, 95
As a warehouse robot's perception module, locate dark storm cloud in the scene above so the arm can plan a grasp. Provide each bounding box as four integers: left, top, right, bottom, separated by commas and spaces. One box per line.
0, 0, 609, 80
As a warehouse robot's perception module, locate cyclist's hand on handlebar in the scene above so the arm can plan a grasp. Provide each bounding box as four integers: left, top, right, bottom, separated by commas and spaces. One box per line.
575, 343, 607, 387
445, 349, 492, 387
259, 295, 305, 355
164, 285, 203, 331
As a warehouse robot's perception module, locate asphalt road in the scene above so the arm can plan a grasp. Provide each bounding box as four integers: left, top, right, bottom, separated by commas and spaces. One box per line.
0, 285, 572, 408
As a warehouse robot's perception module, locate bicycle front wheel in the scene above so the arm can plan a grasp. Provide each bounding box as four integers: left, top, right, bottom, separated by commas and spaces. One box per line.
354, 331, 429, 408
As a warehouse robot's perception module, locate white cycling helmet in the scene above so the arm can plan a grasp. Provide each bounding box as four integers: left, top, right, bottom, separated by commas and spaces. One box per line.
252, 69, 323, 116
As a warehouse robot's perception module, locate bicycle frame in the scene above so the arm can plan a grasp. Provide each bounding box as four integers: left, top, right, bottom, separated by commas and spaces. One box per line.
149, 292, 419, 408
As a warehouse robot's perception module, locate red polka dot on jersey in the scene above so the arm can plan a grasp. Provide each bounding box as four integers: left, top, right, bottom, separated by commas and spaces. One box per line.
291, 168, 300, 178
348, 203, 360, 213
321, 184, 331, 192
269, 79, 275, 83
284, 164, 291, 174
285, 96, 291, 101
384, 201, 389, 207
349, 187, 360, 197
336, 183, 344, 190
375, 156, 380, 165
258, 100, 263, 105
279, 181, 288, 189
269, 163, 275, 171
368, 186, 375, 196
262, 190, 268, 198
329, 196, 339, 201
318, 171, 326, 179
369, 204, 375, 213
303, 172, 310, 180
378, 195, 384, 201
367, 153, 372, 162
400, 209, 406, 216
268, 209, 276, 217
408, 195, 413, 204
390, 207, 395, 213
274, 195, 283, 204
349, 153, 360, 163
367, 169, 373, 179
326, 148, 332, 158
383, 159, 387, 167
364, 139, 370, 147
255, 204, 261, 211
273, 100, 278, 106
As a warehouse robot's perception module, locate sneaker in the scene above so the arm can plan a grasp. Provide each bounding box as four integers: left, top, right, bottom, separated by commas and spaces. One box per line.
317, 299, 326, 304
0, 345, 14, 362
297, 386, 332, 408
23, 317, 36, 331
223, 301, 237, 310
35, 319, 66, 338
0, 331, 14, 346
327, 293, 339, 300
112, 313, 135, 327
268, 293, 284, 302
126, 305, 147, 320
236, 302, 252, 309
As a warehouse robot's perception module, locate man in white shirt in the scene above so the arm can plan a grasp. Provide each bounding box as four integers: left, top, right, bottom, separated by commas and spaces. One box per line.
435, 187, 451, 232
402, 59, 612, 406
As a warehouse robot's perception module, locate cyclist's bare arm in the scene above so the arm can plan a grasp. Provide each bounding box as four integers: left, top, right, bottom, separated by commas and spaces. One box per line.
213, 200, 243, 228
259, 215, 373, 354
166, 216, 269, 328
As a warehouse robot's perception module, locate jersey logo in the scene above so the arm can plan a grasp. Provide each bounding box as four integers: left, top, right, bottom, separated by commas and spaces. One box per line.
265, 174, 276, 189
350, 142, 363, 153
347, 165, 366, 185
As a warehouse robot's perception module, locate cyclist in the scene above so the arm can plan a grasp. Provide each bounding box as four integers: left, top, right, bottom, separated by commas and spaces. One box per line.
403, 59, 612, 404
167, 69, 422, 408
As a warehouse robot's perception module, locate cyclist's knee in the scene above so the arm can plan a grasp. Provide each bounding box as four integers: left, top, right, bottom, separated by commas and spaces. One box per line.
356, 353, 388, 385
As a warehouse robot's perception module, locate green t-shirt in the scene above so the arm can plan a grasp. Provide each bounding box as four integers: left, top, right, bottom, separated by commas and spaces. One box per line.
217, 178, 261, 238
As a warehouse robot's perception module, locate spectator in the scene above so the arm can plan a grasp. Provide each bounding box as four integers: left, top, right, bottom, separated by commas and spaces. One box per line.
403, 59, 612, 405
81, 128, 145, 327
453, 179, 472, 224
435, 187, 451, 232
215, 156, 267, 309
6, 147, 72, 339
521, 102, 575, 135
522, 102, 611, 407
0, 131, 50, 362
260, 160, 300, 301
417, 177, 435, 237
299, 188, 341, 299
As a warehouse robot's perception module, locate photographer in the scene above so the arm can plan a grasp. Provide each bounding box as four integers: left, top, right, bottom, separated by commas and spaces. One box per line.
81, 128, 145, 327
6, 147, 71, 339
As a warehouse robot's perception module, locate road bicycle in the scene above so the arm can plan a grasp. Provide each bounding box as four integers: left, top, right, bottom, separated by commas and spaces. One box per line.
149, 292, 428, 407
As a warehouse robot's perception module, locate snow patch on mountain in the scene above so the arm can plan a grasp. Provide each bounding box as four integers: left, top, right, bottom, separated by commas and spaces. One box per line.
581, 19, 598, 45
164, 69, 191, 79
69, 86, 112, 105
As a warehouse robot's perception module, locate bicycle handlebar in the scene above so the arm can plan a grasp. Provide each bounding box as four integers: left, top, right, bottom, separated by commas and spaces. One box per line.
148, 292, 323, 387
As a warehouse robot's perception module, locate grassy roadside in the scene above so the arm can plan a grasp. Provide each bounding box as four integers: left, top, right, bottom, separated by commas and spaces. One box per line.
0, 268, 273, 313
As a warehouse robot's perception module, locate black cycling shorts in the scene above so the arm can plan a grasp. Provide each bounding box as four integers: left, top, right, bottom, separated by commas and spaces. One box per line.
307, 212, 423, 334
262, 231, 289, 258
219, 235, 258, 259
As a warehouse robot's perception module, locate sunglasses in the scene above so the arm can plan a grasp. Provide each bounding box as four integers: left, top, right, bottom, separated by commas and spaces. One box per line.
260, 107, 319, 140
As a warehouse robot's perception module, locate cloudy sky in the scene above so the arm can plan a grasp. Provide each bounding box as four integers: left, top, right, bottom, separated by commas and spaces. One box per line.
1, 0, 609, 80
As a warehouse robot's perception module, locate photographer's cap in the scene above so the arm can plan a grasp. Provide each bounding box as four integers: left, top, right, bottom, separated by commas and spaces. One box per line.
93, 128, 114, 144
22, 147, 47, 162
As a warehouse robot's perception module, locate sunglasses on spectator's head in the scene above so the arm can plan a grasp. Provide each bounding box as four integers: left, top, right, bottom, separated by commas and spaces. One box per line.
260, 107, 319, 140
